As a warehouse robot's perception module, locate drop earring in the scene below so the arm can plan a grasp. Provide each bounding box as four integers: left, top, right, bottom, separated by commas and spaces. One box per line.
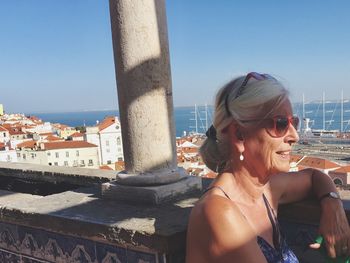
239, 152, 244, 161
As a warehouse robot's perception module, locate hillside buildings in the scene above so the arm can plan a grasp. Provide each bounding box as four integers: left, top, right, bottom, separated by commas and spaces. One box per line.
0, 113, 125, 170
1, 110, 349, 181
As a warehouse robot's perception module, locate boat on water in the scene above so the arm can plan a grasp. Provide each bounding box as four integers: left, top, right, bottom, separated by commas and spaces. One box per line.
297, 91, 350, 145
299, 118, 350, 145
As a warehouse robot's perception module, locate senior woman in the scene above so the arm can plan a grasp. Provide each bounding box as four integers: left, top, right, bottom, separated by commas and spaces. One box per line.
186, 72, 350, 263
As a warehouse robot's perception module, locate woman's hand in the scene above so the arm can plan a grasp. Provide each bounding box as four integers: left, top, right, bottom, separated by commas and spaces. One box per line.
310, 198, 350, 258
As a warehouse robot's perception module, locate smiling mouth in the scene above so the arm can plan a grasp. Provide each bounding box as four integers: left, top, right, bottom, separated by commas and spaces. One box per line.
276, 151, 291, 158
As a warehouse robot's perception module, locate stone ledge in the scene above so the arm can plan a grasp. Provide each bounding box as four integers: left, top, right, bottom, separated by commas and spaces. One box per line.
0, 186, 200, 254
0, 162, 116, 186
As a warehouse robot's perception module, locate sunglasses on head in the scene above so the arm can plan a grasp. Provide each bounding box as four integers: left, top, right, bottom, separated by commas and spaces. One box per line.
241, 115, 300, 138
225, 72, 276, 115
235, 72, 276, 99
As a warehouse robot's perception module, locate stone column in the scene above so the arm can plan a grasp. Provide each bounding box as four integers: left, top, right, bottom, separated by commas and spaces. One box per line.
103, 0, 201, 203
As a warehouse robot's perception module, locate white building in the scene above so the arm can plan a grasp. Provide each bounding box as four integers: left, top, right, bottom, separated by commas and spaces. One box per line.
85, 116, 124, 165
0, 143, 17, 162
0, 126, 10, 143
16, 140, 99, 169
24, 122, 54, 135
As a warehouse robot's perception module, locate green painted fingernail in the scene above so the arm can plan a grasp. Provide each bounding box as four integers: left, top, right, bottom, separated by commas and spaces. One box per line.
315, 235, 324, 244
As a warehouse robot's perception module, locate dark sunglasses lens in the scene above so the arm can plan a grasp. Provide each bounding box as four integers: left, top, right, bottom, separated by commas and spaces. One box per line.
275, 117, 289, 136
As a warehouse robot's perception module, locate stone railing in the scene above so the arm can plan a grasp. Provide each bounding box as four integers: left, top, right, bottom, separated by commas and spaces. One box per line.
0, 162, 348, 263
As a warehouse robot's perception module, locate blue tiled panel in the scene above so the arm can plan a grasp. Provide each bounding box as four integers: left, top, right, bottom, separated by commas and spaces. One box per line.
126, 248, 157, 263
0, 221, 170, 263
17, 225, 97, 263
22, 256, 49, 263
96, 242, 127, 263
0, 249, 21, 263
0, 222, 19, 253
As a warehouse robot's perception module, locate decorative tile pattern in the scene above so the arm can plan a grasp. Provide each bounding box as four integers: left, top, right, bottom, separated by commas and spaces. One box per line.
96, 242, 127, 263
0, 221, 170, 263
0, 222, 19, 253
22, 256, 49, 263
0, 249, 21, 263
126, 249, 157, 263
17, 225, 97, 263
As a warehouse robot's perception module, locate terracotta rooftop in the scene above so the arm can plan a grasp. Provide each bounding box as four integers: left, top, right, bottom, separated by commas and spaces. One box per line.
70, 132, 84, 137
28, 116, 41, 122
333, 166, 350, 173
43, 141, 97, 150
8, 129, 26, 136
289, 154, 304, 164
98, 116, 117, 131
45, 135, 62, 141
17, 140, 36, 149
100, 165, 113, 170
298, 156, 339, 170
53, 123, 69, 129
0, 126, 8, 132
39, 132, 54, 136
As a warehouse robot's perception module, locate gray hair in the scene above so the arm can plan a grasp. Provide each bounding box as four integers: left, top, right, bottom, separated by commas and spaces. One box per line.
200, 74, 289, 172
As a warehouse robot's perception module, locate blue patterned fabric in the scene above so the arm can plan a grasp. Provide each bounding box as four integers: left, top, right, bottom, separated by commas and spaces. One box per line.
257, 231, 299, 263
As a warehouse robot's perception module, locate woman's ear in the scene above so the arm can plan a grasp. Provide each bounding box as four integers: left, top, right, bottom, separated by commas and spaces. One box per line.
236, 130, 244, 141
226, 122, 245, 153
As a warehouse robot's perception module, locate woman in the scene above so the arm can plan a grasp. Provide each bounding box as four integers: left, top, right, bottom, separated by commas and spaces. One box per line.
186, 72, 350, 263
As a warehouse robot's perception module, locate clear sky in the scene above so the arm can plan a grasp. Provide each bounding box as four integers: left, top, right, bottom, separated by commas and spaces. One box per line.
1, 0, 350, 113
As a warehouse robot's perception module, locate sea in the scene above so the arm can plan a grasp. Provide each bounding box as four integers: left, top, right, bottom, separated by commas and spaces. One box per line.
28, 106, 214, 138
27, 101, 350, 138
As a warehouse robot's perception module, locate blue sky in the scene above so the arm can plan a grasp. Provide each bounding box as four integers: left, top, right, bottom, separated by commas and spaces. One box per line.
1, 1, 350, 113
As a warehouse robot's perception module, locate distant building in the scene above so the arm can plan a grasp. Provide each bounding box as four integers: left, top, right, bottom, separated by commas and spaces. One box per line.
0, 104, 3, 116
0, 126, 10, 143
85, 116, 124, 165
329, 166, 350, 186
24, 122, 54, 135
16, 140, 99, 169
68, 132, 84, 141
297, 156, 340, 174
0, 142, 17, 162
4, 125, 30, 148
54, 125, 77, 139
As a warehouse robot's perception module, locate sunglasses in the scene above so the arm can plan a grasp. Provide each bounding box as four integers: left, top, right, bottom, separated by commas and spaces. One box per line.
235, 72, 276, 99
241, 115, 300, 138
225, 72, 276, 115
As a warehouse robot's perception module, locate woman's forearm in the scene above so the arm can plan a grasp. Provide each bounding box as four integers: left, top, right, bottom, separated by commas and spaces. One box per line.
310, 168, 339, 201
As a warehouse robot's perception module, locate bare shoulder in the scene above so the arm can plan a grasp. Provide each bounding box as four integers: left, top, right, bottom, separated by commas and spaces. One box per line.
186, 193, 267, 263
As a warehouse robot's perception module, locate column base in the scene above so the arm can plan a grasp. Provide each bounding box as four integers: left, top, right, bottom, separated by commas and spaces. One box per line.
101, 175, 202, 205
116, 167, 187, 186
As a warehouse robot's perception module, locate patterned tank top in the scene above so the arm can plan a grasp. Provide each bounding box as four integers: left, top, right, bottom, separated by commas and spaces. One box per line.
204, 186, 299, 263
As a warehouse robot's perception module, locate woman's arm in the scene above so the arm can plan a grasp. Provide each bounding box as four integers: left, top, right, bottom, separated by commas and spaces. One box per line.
271, 168, 350, 258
